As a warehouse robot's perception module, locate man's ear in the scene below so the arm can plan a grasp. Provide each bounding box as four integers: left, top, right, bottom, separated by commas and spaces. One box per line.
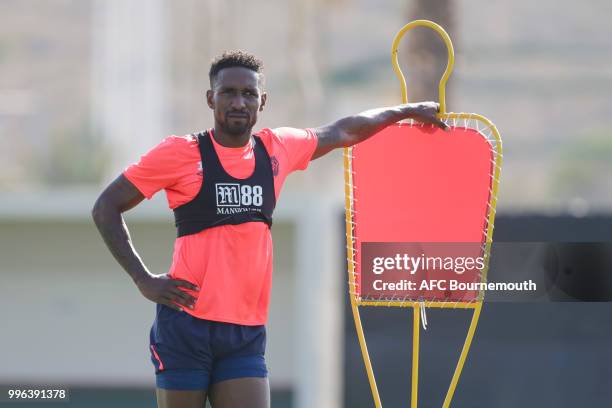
206, 89, 214, 109
259, 92, 267, 112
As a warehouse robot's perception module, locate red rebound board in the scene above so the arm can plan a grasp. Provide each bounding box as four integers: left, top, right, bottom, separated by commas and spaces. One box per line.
351, 124, 494, 301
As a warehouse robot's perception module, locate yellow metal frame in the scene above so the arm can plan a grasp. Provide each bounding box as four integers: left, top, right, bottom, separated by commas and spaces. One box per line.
344, 20, 503, 407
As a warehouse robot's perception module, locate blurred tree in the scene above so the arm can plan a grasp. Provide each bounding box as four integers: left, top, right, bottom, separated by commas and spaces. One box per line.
402, 0, 456, 104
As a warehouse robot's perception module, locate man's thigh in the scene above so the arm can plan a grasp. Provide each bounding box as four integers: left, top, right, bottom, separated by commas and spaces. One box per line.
208, 377, 270, 408
156, 388, 207, 408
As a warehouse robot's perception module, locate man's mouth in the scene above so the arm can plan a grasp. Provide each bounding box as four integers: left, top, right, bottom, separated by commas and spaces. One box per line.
227, 112, 249, 120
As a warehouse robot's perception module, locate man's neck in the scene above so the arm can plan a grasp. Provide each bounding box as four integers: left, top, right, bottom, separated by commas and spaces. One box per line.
212, 127, 252, 148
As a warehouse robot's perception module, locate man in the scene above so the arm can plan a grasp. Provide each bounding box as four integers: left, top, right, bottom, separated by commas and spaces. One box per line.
92, 50, 446, 408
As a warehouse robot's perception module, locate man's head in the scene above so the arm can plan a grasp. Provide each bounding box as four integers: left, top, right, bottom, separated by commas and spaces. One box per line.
207, 50, 267, 138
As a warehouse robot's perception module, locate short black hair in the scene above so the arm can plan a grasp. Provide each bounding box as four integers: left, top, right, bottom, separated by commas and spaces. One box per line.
209, 50, 264, 87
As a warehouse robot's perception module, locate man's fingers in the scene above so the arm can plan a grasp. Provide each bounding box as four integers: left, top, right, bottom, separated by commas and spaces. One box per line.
172, 278, 199, 291
162, 293, 192, 311
424, 109, 448, 131
164, 291, 193, 309
171, 287, 197, 302
435, 117, 449, 131
419, 115, 448, 131
171, 288, 197, 307
160, 297, 184, 312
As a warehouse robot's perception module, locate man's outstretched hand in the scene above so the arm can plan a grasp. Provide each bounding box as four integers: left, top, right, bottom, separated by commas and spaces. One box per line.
136, 274, 199, 311
404, 102, 449, 131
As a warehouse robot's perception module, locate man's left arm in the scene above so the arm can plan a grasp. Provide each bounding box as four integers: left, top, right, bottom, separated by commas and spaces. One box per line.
311, 101, 448, 160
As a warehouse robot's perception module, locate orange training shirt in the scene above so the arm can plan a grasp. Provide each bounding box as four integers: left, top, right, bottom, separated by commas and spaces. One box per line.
124, 127, 318, 325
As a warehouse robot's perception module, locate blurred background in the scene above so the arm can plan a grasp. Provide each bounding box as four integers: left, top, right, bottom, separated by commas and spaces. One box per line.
1, 0, 611, 407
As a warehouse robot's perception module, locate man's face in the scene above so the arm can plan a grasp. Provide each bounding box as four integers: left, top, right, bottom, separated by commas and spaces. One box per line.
207, 67, 266, 137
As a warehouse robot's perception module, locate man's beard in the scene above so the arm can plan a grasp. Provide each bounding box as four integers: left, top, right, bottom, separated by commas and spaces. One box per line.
222, 113, 253, 136
223, 120, 251, 136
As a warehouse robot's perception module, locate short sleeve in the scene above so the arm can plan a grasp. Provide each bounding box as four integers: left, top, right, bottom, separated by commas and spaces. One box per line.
269, 127, 318, 173
123, 135, 198, 199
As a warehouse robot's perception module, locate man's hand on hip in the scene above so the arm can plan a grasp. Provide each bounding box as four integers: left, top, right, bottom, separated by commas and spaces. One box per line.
136, 274, 199, 311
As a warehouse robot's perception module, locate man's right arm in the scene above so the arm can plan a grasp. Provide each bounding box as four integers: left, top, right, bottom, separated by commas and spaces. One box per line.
91, 174, 198, 311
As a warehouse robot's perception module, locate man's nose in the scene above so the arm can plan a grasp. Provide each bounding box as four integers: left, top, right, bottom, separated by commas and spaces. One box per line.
229, 95, 246, 109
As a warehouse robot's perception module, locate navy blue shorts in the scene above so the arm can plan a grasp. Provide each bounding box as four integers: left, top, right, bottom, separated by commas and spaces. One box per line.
149, 304, 267, 390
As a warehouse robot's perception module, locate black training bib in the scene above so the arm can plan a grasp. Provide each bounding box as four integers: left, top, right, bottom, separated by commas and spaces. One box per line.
173, 131, 276, 237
